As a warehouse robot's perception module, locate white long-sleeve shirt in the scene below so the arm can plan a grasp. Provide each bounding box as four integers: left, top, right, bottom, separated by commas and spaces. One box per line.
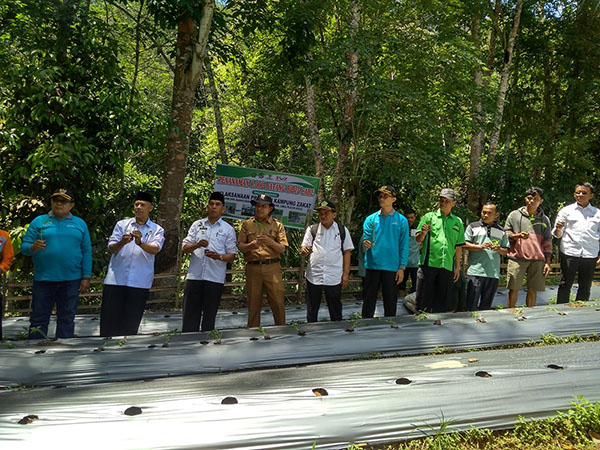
553, 202, 600, 258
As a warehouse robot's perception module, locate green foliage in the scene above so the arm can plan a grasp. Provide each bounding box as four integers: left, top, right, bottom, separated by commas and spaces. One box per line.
355, 398, 600, 449
0, 0, 138, 209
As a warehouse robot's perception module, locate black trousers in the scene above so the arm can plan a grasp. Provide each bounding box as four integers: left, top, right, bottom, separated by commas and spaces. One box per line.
466, 275, 499, 311
398, 267, 418, 292
305, 280, 343, 322
182, 279, 224, 332
100, 285, 149, 337
557, 253, 597, 304
362, 269, 398, 318
415, 266, 454, 313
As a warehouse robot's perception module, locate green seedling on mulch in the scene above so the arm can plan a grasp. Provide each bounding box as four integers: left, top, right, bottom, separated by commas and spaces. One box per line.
28, 326, 53, 344
345, 312, 363, 332
161, 329, 180, 347
415, 311, 428, 321
207, 329, 223, 344
257, 326, 271, 340
95, 336, 127, 352
288, 321, 306, 336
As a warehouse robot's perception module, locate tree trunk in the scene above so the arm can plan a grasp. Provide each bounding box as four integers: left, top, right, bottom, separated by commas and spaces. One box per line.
305, 73, 324, 203
467, 0, 502, 214
331, 1, 359, 206
155, 1, 215, 274
488, 0, 524, 158
206, 56, 228, 164
467, 13, 484, 214
129, 0, 145, 108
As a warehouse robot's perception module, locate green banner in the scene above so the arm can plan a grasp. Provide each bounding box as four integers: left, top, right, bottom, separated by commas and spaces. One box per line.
214, 164, 321, 229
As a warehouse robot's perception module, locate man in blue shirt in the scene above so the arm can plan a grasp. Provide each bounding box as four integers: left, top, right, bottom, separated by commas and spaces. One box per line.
181, 192, 237, 332
100, 192, 165, 337
21, 188, 92, 339
362, 185, 409, 317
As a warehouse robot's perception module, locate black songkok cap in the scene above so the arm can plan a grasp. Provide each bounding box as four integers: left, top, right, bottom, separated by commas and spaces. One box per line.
135, 191, 153, 204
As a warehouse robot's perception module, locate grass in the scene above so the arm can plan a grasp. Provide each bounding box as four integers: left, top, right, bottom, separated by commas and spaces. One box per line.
346, 397, 600, 450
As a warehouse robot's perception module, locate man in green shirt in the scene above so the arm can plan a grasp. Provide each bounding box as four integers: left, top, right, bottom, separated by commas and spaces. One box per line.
415, 189, 465, 312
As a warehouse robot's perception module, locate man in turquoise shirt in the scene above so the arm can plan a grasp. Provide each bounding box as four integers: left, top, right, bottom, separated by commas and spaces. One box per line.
362, 185, 409, 317
21, 188, 92, 339
415, 188, 465, 312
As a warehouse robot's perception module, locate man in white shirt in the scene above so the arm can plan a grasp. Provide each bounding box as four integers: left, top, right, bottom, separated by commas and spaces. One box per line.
301, 201, 354, 322
181, 192, 237, 332
552, 182, 600, 304
100, 192, 165, 336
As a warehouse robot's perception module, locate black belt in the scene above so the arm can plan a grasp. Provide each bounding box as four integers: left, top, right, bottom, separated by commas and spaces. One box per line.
247, 258, 280, 265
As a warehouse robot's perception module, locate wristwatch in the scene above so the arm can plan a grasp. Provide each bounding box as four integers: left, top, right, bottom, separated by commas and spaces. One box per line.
219, 254, 223, 261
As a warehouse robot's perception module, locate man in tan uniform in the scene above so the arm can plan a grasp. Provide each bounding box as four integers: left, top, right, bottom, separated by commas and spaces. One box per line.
238, 194, 288, 327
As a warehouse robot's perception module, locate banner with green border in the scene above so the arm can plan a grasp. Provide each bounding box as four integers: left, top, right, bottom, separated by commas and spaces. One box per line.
214, 164, 321, 229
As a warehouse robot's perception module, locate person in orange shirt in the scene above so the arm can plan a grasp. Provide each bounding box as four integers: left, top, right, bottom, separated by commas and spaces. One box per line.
0, 229, 15, 338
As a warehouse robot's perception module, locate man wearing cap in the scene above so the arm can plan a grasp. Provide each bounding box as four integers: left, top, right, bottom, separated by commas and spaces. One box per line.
21, 188, 92, 339
362, 185, 409, 318
301, 201, 354, 322
181, 192, 237, 332
238, 194, 288, 327
552, 183, 600, 304
415, 188, 465, 312
0, 227, 15, 338
504, 187, 552, 308
100, 192, 165, 336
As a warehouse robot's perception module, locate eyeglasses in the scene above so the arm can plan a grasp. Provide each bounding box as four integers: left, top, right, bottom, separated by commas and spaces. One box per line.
51, 197, 70, 204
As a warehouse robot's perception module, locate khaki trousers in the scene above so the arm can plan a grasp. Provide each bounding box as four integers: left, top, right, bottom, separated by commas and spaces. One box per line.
245, 262, 286, 327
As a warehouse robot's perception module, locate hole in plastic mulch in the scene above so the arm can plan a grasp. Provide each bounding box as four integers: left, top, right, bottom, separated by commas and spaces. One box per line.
124, 406, 142, 416
18, 415, 38, 425
312, 388, 328, 397
249, 337, 259, 341
221, 397, 238, 405
547, 364, 564, 370
395, 378, 412, 385
475, 371, 492, 378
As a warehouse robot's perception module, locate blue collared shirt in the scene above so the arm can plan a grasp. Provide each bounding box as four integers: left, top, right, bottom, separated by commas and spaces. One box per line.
21, 211, 92, 281
103, 217, 165, 289
362, 209, 409, 272
183, 217, 237, 284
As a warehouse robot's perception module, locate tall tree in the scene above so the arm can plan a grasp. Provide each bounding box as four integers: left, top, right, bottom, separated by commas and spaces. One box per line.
153, 0, 215, 273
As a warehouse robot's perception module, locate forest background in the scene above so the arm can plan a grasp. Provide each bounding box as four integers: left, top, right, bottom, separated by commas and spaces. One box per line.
1, 0, 599, 281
